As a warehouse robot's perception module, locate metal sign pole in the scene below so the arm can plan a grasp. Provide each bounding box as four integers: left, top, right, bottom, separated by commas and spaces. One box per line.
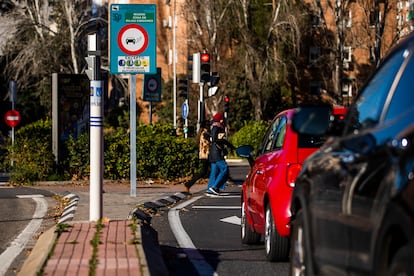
149, 100, 153, 125
130, 75, 137, 197
9, 80, 16, 167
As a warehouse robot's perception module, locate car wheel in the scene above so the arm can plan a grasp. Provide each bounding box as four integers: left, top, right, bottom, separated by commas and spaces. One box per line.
265, 204, 289, 261
241, 201, 261, 244
290, 210, 306, 276
388, 243, 414, 276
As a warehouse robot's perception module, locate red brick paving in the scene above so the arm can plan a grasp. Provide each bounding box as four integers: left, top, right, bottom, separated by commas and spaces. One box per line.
96, 220, 142, 275
43, 220, 142, 276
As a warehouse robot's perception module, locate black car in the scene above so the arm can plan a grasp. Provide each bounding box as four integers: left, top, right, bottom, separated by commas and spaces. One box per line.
289, 32, 414, 276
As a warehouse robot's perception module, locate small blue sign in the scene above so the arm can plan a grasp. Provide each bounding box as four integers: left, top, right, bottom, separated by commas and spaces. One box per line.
143, 67, 162, 102
182, 102, 189, 119
110, 4, 157, 74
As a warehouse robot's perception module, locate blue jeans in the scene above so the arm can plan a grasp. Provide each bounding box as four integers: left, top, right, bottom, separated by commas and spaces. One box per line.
207, 160, 229, 191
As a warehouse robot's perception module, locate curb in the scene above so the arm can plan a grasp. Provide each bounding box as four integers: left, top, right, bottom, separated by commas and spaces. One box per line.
18, 226, 57, 276
19, 193, 79, 276
129, 192, 192, 226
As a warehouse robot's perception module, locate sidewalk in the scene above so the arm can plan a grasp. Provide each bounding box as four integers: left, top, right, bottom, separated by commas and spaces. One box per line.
18, 180, 201, 276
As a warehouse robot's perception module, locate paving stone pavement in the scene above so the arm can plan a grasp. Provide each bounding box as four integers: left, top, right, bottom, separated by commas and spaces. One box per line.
18, 180, 204, 276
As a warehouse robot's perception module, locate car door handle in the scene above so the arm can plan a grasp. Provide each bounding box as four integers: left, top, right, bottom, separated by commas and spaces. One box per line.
256, 170, 263, 175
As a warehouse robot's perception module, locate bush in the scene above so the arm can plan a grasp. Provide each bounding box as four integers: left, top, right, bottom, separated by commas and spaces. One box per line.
230, 120, 269, 152
6, 119, 267, 183
8, 119, 55, 184
104, 128, 130, 180
65, 133, 90, 180
65, 124, 198, 180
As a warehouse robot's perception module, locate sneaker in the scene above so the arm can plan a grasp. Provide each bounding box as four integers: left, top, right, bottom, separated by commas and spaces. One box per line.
208, 187, 220, 195
205, 191, 219, 197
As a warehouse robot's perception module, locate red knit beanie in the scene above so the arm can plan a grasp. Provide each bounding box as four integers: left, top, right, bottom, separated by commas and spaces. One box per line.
213, 112, 224, 121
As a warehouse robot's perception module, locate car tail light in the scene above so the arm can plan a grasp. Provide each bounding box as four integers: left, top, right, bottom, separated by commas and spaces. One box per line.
287, 164, 302, 187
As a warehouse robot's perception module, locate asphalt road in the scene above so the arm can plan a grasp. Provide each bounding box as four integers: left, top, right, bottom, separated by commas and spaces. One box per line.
152, 186, 289, 275
0, 186, 55, 275
151, 161, 290, 275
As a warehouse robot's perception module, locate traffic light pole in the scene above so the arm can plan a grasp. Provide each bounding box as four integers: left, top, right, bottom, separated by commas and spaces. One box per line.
184, 98, 188, 138
198, 82, 204, 132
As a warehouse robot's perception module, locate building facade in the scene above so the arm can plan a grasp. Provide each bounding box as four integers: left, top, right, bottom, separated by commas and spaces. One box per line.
303, 0, 414, 104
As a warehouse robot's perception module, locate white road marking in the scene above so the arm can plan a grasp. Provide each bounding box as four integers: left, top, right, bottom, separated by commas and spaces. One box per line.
220, 216, 241, 225
16, 194, 45, 199
168, 196, 216, 275
192, 205, 241, 210
0, 194, 47, 276
215, 195, 240, 198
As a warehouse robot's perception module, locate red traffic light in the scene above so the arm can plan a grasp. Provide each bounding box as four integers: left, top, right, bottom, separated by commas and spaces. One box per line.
200, 53, 210, 63
224, 96, 230, 103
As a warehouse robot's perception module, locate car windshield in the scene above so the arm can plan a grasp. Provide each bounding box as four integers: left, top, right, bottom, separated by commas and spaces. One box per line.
344, 47, 409, 135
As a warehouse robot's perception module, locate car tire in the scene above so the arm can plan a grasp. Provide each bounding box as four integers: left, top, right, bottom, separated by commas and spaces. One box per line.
290, 210, 307, 276
265, 204, 289, 262
388, 243, 414, 276
241, 201, 261, 244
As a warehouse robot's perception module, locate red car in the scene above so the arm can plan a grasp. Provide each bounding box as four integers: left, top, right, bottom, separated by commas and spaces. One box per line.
240, 107, 347, 261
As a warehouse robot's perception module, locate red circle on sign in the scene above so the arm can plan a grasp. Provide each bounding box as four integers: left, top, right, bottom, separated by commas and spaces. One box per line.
4, 110, 21, 127
118, 24, 149, 55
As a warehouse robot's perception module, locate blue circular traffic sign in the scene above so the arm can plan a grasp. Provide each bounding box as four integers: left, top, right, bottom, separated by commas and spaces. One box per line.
182, 102, 189, 119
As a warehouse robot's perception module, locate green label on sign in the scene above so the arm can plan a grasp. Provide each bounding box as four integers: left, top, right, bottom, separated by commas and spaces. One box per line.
125, 12, 154, 23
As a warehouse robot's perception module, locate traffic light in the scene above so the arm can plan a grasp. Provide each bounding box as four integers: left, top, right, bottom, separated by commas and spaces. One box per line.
191, 53, 200, 83
200, 52, 211, 83
210, 72, 220, 87
178, 79, 189, 99
224, 96, 230, 113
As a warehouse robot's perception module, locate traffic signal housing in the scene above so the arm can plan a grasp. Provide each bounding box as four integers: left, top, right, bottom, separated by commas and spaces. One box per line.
200, 52, 211, 83
210, 72, 220, 87
178, 79, 189, 99
224, 96, 230, 113
191, 53, 200, 83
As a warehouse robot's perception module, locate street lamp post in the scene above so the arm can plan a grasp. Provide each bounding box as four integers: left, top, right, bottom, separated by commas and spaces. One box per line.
173, 0, 177, 129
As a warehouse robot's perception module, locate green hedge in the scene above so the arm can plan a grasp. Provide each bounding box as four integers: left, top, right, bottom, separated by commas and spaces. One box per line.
64, 124, 198, 181
6, 119, 55, 184
230, 120, 269, 152
3, 119, 266, 184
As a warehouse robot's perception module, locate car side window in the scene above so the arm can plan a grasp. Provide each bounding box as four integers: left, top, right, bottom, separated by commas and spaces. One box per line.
261, 117, 280, 154
384, 52, 414, 122
344, 47, 408, 135
273, 116, 287, 150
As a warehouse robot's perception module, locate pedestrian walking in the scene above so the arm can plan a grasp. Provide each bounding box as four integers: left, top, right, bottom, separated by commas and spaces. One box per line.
206, 112, 234, 196
183, 120, 211, 193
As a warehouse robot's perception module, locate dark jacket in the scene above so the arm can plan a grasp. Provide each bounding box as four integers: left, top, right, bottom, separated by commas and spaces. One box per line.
208, 122, 233, 163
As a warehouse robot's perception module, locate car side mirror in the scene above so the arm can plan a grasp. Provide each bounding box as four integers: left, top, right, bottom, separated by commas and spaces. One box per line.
236, 145, 255, 167
236, 145, 254, 158
292, 106, 332, 136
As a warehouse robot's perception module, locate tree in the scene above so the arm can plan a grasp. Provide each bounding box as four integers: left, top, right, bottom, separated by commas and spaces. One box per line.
182, 0, 309, 121
309, 0, 402, 104
0, 0, 107, 123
